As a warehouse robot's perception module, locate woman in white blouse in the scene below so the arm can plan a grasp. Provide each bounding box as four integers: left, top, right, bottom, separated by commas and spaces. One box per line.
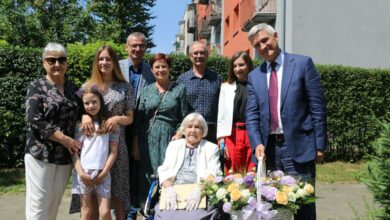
217, 51, 256, 173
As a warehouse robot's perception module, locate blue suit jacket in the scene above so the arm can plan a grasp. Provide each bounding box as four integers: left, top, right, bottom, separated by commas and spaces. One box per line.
246, 52, 327, 164
119, 58, 155, 139
119, 58, 155, 106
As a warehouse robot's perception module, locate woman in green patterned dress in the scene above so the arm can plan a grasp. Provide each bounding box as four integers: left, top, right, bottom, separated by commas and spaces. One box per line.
132, 53, 189, 209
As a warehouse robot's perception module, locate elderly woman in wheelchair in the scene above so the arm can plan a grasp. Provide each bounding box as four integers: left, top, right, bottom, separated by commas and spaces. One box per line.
153, 112, 221, 220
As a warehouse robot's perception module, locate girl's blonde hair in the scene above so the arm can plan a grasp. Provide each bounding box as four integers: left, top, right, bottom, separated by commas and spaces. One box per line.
88, 45, 126, 89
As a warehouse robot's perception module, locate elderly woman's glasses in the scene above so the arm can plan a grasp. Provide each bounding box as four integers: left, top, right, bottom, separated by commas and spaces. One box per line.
45, 57, 67, 65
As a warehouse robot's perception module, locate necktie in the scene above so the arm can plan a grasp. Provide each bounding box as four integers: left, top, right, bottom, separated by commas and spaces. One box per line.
269, 62, 278, 131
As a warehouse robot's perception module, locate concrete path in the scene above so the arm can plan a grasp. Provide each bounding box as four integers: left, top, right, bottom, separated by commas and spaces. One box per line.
0, 183, 376, 220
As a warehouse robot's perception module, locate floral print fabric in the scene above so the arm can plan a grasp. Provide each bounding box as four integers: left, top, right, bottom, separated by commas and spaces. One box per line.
25, 77, 80, 165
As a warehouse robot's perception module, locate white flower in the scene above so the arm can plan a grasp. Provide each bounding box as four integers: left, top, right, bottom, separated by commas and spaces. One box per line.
296, 189, 307, 198
216, 188, 228, 200
234, 177, 244, 184
241, 189, 251, 200
291, 184, 300, 192
288, 192, 297, 202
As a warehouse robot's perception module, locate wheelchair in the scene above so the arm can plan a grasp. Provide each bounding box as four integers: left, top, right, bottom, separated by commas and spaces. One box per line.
138, 175, 160, 220
138, 144, 230, 220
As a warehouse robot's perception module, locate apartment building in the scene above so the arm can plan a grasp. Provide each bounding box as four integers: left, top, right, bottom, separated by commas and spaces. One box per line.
174, 0, 390, 69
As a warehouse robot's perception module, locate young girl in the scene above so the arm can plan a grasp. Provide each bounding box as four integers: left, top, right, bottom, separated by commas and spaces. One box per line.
72, 85, 119, 220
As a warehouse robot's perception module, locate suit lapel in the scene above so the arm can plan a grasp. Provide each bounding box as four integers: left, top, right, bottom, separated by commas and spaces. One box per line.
281, 53, 294, 110
138, 74, 146, 101
123, 59, 130, 83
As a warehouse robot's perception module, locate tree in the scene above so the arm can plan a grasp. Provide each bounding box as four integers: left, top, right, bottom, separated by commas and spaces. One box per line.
0, 0, 156, 48
363, 115, 390, 219
87, 0, 156, 47
0, 0, 94, 47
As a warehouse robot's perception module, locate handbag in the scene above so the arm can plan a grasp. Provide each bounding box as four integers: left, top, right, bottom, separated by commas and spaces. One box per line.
146, 82, 173, 133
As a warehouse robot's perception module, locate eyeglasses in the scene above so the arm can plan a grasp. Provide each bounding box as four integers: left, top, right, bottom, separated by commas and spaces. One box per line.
128, 44, 146, 49
44, 57, 67, 65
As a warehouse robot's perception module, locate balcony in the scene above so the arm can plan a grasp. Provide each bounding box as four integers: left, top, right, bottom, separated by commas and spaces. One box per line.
199, 28, 211, 39
187, 19, 196, 33
199, 20, 211, 39
208, 14, 221, 26
176, 34, 185, 40
208, 0, 222, 26
240, 0, 277, 32
186, 9, 196, 33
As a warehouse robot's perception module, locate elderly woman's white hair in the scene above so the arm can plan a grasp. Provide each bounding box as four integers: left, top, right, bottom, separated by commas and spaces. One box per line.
42, 42, 67, 60
178, 113, 208, 138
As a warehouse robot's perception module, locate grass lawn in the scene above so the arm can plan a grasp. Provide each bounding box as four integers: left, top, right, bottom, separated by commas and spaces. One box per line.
0, 161, 367, 195
316, 161, 366, 183
0, 168, 25, 194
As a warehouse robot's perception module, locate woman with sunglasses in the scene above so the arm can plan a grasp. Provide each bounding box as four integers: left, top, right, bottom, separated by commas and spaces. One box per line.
25, 42, 81, 220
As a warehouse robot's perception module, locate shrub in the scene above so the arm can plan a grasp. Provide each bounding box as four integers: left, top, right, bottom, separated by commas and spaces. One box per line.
0, 45, 389, 167
318, 65, 390, 161
0, 46, 42, 167
363, 115, 390, 219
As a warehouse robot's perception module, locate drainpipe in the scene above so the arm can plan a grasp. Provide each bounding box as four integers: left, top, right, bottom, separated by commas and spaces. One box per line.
279, 0, 286, 51
220, 0, 224, 55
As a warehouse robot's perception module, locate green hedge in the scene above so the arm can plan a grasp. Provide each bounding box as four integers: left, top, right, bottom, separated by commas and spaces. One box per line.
0, 46, 42, 167
318, 65, 390, 161
0, 44, 389, 167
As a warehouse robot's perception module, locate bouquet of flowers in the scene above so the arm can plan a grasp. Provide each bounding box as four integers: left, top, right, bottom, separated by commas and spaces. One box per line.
201, 171, 259, 212
258, 170, 316, 214
201, 167, 316, 219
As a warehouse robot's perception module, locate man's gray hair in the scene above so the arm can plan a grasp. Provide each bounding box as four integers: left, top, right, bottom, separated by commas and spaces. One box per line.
247, 23, 276, 43
189, 41, 208, 55
42, 43, 67, 60
179, 112, 208, 138
127, 32, 147, 44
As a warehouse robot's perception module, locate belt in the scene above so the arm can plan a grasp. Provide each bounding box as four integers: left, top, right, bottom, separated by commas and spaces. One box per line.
270, 134, 285, 142
233, 123, 246, 130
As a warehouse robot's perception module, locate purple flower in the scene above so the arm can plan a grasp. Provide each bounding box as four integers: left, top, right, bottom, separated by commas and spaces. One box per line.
272, 170, 284, 178
214, 176, 223, 183
224, 175, 234, 182
243, 174, 255, 187
262, 186, 278, 201
223, 202, 232, 213
280, 175, 297, 186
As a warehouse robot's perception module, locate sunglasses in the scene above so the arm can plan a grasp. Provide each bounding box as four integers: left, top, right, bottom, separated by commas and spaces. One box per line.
44, 57, 67, 65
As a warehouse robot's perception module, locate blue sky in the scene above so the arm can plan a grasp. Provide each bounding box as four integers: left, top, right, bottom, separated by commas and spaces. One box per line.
150, 0, 192, 54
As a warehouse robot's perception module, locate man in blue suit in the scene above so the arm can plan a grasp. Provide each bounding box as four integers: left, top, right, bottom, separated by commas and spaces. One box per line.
246, 23, 327, 219
119, 32, 155, 220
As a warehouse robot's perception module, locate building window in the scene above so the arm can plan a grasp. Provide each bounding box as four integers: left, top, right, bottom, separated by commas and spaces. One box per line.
224, 16, 230, 43
233, 4, 239, 33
